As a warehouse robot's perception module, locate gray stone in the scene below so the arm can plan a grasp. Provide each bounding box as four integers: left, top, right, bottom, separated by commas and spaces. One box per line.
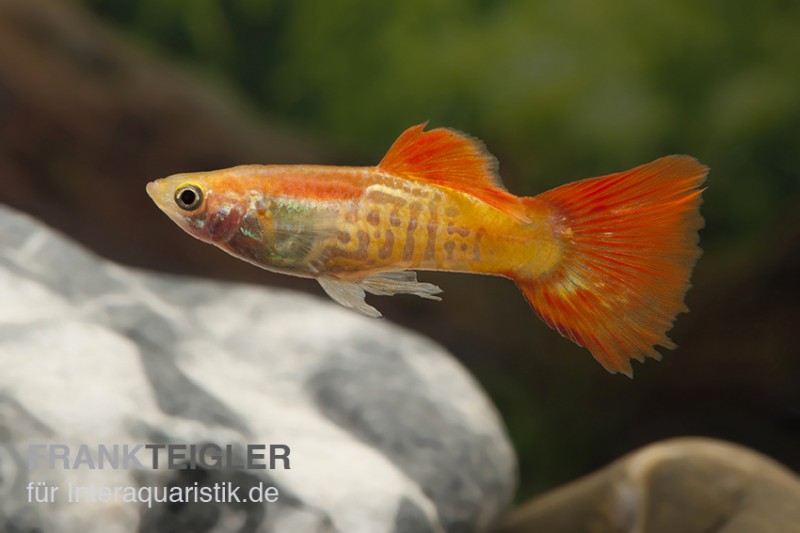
0, 204, 517, 533
498, 437, 800, 533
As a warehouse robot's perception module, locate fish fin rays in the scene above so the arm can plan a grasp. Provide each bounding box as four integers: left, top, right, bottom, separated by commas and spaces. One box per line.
360, 271, 443, 300
317, 271, 443, 318
517, 155, 707, 376
317, 277, 382, 318
377, 123, 526, 219
379, 122, 504, 190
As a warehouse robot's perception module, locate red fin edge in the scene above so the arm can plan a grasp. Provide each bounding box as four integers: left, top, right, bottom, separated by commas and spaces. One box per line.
378, 123, 526, 217
518, 156, 708, 376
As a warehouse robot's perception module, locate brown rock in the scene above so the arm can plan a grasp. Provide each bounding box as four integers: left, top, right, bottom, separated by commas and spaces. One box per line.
498, 438, 800, 533
0, 0, 329, 284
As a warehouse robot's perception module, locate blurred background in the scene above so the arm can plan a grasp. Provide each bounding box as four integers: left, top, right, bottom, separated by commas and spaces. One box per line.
1, 0, 798, 501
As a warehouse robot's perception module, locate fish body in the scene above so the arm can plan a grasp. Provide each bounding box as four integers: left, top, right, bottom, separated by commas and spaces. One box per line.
206, 166, 554, 274
147, 124, 706, 376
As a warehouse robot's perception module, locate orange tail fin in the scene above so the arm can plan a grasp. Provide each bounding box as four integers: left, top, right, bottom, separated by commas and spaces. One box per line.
518, 156, 707, 376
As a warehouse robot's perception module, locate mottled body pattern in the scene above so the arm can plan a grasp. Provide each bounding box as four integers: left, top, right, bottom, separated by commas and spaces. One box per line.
307, 170, 557, 279
148, 124, 706, 376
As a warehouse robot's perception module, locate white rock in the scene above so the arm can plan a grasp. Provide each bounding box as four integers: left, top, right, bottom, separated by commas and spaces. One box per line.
0, 205, 516, 533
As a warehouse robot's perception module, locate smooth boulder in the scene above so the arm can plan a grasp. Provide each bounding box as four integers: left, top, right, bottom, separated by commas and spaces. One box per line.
499, 437, 800, 533
0, 204, 517, 533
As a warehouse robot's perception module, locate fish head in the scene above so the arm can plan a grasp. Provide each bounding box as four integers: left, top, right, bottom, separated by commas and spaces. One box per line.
146, 169, 249, 246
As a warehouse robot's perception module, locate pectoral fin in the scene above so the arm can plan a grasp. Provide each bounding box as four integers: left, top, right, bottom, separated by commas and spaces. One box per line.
317, 271, 443, 318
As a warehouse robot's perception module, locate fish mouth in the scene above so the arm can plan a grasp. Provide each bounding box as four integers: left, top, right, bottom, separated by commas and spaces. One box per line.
146, 180, 172, 213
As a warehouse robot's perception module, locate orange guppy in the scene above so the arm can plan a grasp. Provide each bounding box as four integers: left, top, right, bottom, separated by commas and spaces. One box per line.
147, 124, 706, 376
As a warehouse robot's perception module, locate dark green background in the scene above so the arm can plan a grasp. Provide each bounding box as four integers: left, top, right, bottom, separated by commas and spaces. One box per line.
74, 0, 800, 499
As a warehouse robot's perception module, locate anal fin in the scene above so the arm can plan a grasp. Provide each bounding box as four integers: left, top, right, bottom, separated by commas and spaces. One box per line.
317, 271, 442, 318
360, 271, 442, 300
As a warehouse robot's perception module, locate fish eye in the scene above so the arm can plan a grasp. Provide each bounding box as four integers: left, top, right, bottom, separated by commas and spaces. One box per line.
174, 184, 204, 211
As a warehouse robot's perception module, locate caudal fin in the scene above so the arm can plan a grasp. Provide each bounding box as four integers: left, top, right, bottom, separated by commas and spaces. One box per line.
518, 156, 707, 376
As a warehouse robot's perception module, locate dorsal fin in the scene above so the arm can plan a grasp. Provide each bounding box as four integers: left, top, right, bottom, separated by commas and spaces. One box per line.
377, 123, 526, 218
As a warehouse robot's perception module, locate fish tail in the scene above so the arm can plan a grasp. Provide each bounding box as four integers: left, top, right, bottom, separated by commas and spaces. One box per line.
515, 156, 707, 376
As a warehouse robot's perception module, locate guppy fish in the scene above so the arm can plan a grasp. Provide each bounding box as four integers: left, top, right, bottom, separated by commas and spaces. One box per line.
147, 123, 706, 376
